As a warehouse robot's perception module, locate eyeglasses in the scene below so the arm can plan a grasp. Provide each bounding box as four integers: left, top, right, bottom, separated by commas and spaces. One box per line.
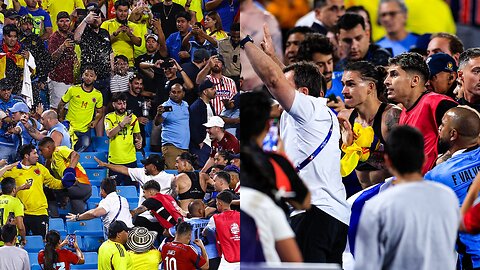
380, 10, 402, 18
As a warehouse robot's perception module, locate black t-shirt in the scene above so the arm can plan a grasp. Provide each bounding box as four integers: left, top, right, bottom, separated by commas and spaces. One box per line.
180, 62, 201, 105
151, 2, 186, 39
135, 51, 167, 94
80, 27, 113, 79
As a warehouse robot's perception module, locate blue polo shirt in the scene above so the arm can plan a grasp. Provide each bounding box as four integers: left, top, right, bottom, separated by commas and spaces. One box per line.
0, 96, 22, 147
166, 31, 193, 63
161, 99, 190, 149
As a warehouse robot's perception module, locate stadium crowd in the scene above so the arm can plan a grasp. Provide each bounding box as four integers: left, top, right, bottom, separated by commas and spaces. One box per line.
0, 0, 241, 269
241, 0, 480, 269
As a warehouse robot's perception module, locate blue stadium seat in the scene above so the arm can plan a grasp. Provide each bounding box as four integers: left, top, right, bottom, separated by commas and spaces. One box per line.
145, 121, 153, 137
144, 137, 151, 152
79, 152, 107, 169
116, 186, 138, 199
71, 252, 98, 269
80, 236, 104, 252
136, 151, 146, 167
66, 219, 104, 237
92, 136, 109, 152
24, 235, 44, 252
164, 170, 179, 175
86, 168, 107, 187
49, 218, 67, 237
29, 252, 39, 268
90, 186, 100, 199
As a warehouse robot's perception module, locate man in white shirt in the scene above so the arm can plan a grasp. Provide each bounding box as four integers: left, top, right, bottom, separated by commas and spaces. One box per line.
242, 29, 349, 263
66, 177, 133, 232
0, 224, 30, 270
94, 154, 174, 237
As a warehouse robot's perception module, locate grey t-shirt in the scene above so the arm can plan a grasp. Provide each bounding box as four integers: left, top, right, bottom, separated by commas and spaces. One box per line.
0, 245, 30, 270
354, 181, 459, 270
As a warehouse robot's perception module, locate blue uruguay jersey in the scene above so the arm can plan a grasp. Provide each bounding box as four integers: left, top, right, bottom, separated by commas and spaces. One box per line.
169, 217, 219, 259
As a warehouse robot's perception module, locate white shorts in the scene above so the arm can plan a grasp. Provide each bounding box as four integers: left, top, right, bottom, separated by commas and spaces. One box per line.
219, 257, 240, 270
48, 79, 71, 109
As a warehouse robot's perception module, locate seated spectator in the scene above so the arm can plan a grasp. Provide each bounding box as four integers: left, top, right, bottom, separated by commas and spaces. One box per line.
0, 224, 30, 270
204, 11, 228, 41
38, 230, 85, 269
110, 55, 133, 94
126, 227, 161, 269
66, 177, 134, 232
213, 150, 230, 166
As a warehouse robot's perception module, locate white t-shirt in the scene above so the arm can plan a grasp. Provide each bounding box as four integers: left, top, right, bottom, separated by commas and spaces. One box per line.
0, 246, 29, 270
203, 101, 214, 146
354, 181, 459, 270
128, 168, 175, 222
241, 187, 295, 263
98, 192, 134, 229
280, 91, 349, 224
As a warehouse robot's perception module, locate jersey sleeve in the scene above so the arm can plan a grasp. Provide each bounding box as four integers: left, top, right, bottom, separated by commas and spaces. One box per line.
141, 198, 156, 211
40, 164, 64, 189
132, 115, 141, 134
65, 249, 80, 264
95, 91, 103, 109
288, 91, 324, 125
127, 168, 144, 184
105, 114, 115, 131
98, 198, 112, 213
58, 146, 73, 159
61, 86, 75, 103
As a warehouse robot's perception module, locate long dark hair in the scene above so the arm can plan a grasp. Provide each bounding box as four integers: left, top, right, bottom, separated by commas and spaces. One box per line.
44, 230, 60, 270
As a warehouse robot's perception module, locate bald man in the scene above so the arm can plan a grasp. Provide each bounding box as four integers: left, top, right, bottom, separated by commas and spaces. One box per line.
424, 106, 480, 270
22, 110, 71, 147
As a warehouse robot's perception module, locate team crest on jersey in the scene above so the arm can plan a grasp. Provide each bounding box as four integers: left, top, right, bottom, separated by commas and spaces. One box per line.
76, 95, 81, 98
230, 223, 239, 235
34, 169, 41, 175
92, 98, 97, 103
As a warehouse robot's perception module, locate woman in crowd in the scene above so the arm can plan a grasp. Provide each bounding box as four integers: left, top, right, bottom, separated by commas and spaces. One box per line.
174, 152, 209, 210
204, 11, 228, 41
38, 230, 85, 270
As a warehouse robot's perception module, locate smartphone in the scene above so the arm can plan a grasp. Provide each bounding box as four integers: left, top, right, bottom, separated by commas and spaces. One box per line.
160, 59, 174, 68
164, 106, 173, 112
67, 234, 76, 247
127, 110, 133, 115
76, 8, 87, 17
327, 94, 338, 103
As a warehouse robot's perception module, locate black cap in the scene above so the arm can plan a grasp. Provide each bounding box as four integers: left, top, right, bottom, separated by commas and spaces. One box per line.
193, 49, 210, 62
5, 9, 20, 19
108, 220, 131, 237
0, 79, 13, 90
141, 154, 165, 170
86, 3, 101, 14
198, 79, 218, 93
19, 15, 34, 25
57, 11, 70, 21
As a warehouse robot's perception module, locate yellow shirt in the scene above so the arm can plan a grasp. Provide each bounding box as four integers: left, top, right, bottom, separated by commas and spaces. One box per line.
51, 146, 90, 185
173, 0, 203, 22
7, 0, 26, 8
134, 22, 148, 59
128, 249, 162, 269
61, 85, 103, 133
101, 20, 142, 66
98, 240, 133, 270
206, 29, 228, 41
0, 194, 24, 246
43, 0, 84, 31
1, 163, 63, 216
105, 112, 140, 164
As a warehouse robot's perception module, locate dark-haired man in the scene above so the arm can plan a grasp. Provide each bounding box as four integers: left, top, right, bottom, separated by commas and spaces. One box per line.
284, 26, 314, 66
243, 28, 349, 263
1, 144, 64, 238
0, 176, 26, 246
354, 126, 459, 269
457, 48, 480, 112
151, 0, 185, 39
427, 32, 464, 64
0, 224, 30, 269
165, 11, 193, 63
311, 0, 345, 34
98, 220, 132, 270
384, 52, 457, 174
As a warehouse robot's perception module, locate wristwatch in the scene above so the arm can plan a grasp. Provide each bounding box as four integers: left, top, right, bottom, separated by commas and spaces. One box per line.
240, 35, 254, 49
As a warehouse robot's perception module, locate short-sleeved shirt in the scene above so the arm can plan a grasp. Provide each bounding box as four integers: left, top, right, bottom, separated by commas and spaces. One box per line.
98, 192, 134, 229
210, 131, 239, 158
188, 40, 217, 62
38, 249, 79, 270
105, 112, 140, 164
0, 246, 29, 270
101, 20, 142, 66
51, 146, 90, 185
0, 194, 24, 244
48, 31, 76, 84
43, 0, 84, 32
161, 99, 190, 149
128, 249, 161, 269
98, 240, 133, 270
218, 38, 240, 78
61, 85, 103, 133
161, 241, 207, 270
18, 7, 52, 36
165, 31, 190, 63
16, 118, 42, 146
128, 168, 174, 222
206, 75, 237, 115
202, 0, 239, 32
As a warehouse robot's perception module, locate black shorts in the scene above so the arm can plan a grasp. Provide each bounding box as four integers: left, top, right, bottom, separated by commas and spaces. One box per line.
24, 214, 49, 238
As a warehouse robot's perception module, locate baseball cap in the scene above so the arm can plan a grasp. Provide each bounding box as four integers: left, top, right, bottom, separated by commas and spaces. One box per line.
231, 153, 240, 159
19, 15, 34, 25
0, 79, 13, 90
9, 102, 29, 113
224, 164, 240, 174
198, 79, 218, 93
426, 53, 458, 79
108, 220, 131, 236
4, 9, 20, 19
193, 49, 210, 62
141, 154, 165, 170
57, 11, 70, 21
203, 116, 224, 128
145, 33, 158, 42
126, 227, 158, 253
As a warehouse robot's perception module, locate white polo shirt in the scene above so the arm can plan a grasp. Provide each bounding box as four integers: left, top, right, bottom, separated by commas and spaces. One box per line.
280, 91, 350, 224
98, 192, 134, 229
128, 168, 175, 222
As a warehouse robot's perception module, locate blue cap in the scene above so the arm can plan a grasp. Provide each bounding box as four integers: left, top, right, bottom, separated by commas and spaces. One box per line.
426, 53, 458, 79
9, 102, 29, 113
224, 164, 240, 174
198, 79, 218, 93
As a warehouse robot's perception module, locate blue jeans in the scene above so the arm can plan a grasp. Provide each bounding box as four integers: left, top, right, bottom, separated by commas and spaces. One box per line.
74, 131, 91, 153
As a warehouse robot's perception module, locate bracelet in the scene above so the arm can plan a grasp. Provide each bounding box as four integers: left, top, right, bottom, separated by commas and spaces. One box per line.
75, 213, 80, 221
179, 69, 184, 73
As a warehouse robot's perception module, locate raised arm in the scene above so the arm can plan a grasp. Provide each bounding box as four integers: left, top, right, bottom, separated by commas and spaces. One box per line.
242, 26, 296, 111
94, 156, 129, 176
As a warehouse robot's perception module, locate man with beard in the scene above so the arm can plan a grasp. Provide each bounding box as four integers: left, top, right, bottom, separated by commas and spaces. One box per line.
136, 33, 167, 97
94, 154, 175, 239
196, 55, 237, 115
101, 0, 141, 66
48, 12, 77, 111
126, 74, 149, 147
104, 92, 142, 186
423, 107, 480, 269
154, 83, 190, 169
58, 67, 104, 152
13, 0, 53, 40
218, 23, 240, 84
384, 52, 457, 174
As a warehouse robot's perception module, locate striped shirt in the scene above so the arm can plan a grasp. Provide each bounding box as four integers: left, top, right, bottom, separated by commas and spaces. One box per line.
110, 72, 133, 93
207, 75, 237, 115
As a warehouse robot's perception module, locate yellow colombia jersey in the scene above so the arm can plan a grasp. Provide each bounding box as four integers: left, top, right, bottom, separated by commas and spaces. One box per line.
128, 249, 162, 269
105, 112, 140, 164
173, 0, 203, 22
98, 240, 133, 270
206, 29, 229, 41
1, 163, 63, 216
101, 20, 142, 66
61, 85, 103, 133
0, 194, 24, 226
51, 146, 90, 185
134, 22, 148, 59
42, 0, 85, 31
